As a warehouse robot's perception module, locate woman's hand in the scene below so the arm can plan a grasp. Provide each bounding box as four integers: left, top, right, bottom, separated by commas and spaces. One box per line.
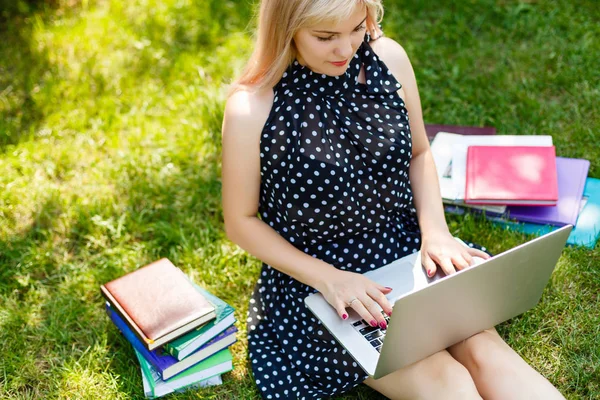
420, 230, 490, 277
314, 269, 393, 329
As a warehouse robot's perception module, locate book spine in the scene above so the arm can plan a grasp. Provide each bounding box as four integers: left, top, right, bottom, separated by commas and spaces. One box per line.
134, 348, 158, 396
162, 335, 237, 380
174, 316, 237, 360
101, 285, 154, 350
573, 161, 591, 224
163, 282, 235, 360
106, 305, 167, 378
164, 343, 178, 358
465, 146, 475, 202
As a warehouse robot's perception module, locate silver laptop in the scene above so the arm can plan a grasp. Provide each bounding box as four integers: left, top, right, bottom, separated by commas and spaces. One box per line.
305, 225, 572, 379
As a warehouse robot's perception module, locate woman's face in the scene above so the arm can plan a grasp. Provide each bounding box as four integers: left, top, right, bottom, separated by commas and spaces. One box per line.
293, 5, 368, 76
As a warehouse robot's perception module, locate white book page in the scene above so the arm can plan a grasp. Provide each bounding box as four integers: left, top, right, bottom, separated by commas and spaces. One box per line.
141, 366, 152, 398
451, 135, 554, 200
430, 132, 464, 202
153, 366, 226, 397
173, 375, 223, 395
458, 203, 507, 215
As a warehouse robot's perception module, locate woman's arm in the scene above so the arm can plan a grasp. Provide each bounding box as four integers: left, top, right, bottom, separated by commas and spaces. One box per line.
222, 89, 337, 289
221, 89, 392, 326
371, 38, 489, 275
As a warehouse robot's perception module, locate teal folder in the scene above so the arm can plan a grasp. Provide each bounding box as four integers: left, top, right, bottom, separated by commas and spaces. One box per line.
494, 177, 600, 249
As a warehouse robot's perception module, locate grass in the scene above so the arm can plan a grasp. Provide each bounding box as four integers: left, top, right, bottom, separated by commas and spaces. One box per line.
0, 0, 598, 398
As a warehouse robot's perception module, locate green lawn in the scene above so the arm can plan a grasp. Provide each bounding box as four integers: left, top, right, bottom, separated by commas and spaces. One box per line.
0, 0, 598, 399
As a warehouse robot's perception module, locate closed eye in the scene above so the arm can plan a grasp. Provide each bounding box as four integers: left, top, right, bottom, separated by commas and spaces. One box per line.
317, 36, 335, 42
316, 25, 366, 42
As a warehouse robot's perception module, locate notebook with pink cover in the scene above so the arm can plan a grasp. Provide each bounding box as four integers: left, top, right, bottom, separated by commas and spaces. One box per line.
465, 146, 558, 206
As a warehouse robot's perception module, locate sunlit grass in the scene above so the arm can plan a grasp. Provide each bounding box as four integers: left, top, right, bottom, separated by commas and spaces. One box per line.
0, 0, 598, 399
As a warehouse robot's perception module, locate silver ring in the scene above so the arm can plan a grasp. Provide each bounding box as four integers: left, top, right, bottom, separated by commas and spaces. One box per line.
347, 297, 359, 307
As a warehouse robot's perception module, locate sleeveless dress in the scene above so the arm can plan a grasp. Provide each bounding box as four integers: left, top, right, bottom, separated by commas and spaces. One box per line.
247, 36, 428, 399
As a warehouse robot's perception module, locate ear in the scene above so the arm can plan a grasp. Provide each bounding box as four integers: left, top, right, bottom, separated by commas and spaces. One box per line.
366, 15, 383, 40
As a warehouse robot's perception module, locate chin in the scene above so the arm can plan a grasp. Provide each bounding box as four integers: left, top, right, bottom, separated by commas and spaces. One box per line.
330, 69, 347, 77
305, 61, 349, 77
323, 66, 349, 77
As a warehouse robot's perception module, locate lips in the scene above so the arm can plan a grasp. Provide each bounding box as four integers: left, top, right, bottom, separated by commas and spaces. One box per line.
330, 60, 348, 67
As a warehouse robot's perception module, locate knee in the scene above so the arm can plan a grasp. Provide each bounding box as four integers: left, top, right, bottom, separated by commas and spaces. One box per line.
421, 353, 481, 399
435, 360, 479, 395
461, 332, 514, 376
366, 351, 481, 400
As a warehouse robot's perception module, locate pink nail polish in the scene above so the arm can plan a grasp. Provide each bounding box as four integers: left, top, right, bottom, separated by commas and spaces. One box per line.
385, 286, 393, 290
379, 321, 387, 329
342, 313, 348, 320
427, 269, 434, 277
388, 311, 392, 316
370, 320, 377, 327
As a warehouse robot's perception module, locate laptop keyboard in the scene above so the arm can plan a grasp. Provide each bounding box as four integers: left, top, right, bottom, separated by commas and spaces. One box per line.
351, 311, 391, 353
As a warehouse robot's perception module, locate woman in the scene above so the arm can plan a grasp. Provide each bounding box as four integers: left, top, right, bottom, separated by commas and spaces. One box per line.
221, 0, 565, 398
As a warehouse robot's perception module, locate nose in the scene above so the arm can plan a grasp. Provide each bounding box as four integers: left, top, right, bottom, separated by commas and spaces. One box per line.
335, 36, 354, 59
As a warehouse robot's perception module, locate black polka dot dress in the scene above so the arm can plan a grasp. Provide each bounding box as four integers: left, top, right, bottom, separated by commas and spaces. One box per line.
247, 36, 423, 399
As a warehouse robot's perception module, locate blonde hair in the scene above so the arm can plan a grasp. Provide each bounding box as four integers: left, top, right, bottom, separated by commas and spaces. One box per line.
230, 0, 383, 96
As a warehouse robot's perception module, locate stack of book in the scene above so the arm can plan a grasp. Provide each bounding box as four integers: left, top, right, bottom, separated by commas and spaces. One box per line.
101, 258, 237, 398
427, 124, 600, 249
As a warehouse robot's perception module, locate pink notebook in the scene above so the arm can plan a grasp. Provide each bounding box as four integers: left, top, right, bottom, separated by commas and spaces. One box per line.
465, 146, 558, 206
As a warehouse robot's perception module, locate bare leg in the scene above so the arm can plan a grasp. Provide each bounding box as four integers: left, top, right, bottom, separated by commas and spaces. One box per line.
364, 349, 482, 400
448, 328, 565, 400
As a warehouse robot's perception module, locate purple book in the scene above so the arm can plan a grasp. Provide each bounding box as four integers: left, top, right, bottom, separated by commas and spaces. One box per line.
506, 157, 590, 226
107, 304, 237, 380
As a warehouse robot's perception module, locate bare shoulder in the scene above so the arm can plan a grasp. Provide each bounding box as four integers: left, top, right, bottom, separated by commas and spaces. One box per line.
370, 37, 428, 154
223, 86, 275, 140
221, 86, 273, 223
368, 36, 412, 75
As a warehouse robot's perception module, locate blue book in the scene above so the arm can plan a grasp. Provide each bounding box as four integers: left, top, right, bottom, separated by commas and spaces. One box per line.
106, 303, 237, 380
164, 283, 236, 360
493, 177, 600, 249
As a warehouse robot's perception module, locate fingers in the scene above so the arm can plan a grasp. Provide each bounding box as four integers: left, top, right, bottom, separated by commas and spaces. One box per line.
451, 253, 470, 271
346, 297, 377, 327
421, 254, 437, 278
333, 298, 350, 321
468, 247, 491, 260
352, 295, 388, 329
331, 274, 394, 326
374, 282, 393, 295
338, 283, 392, 328
426, 249, 478, 276
461, 251, 474, 266
367, 286, 393, 317
437, 256, 457, 276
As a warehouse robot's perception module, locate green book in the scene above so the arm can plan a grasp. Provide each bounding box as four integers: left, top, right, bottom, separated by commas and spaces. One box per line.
134, 348, 233, 398
141, 369, 222, 399
164, 284, 236, 360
